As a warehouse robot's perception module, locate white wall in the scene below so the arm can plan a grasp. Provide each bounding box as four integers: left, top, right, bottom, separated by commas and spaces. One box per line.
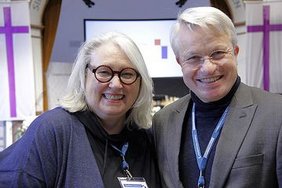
236, 25, 247, 83
47, 62, 72, 109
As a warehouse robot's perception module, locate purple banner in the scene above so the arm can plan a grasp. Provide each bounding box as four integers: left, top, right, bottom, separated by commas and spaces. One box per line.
247, 5, 282, 91
0, 7, 29, 117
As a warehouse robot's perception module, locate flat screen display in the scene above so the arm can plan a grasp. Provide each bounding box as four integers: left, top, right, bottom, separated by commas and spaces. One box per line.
84, 19, 182, 78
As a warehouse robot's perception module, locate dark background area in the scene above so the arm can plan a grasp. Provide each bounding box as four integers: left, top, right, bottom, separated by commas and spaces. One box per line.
153, 77, 189, 97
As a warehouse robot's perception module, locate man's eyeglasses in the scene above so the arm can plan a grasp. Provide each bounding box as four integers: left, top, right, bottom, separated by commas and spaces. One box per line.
183, 48, 233, 67
86, 64, 140, 85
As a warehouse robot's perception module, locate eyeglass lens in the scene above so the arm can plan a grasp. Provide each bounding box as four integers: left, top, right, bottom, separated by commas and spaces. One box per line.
89, 65, 139, 85
185, 49, 231, 66
209, 50, 230, 60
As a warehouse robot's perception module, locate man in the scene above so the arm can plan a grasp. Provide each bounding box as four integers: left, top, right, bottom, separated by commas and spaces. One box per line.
152, 6, 282, 188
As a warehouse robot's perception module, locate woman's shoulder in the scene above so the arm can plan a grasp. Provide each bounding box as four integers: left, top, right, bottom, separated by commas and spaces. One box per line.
33, 107, 78, 126
26, 107, 83, 140
36, 107, 72, 122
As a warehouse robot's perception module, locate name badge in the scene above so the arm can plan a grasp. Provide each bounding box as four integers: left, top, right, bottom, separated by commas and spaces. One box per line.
118, 177, 148, 188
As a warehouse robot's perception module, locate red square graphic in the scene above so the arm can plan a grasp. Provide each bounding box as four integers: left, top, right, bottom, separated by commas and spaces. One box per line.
154, 39, 161, 45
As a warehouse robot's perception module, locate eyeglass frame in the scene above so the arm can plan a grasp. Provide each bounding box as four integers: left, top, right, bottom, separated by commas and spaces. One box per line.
182, 48, 233, 68
86, 64, 141, 85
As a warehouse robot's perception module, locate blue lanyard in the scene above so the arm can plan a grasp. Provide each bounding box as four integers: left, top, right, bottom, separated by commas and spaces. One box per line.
111, 142, 133, 178
192, 103, 229, 188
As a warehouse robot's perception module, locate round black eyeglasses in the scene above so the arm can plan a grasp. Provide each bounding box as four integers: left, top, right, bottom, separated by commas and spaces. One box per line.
86, 64, 140, 85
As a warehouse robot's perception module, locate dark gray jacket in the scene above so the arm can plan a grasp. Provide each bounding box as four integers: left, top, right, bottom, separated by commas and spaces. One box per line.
152, 83, 282, 188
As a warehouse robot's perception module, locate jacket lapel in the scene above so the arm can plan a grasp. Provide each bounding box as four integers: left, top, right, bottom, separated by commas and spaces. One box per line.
209, 83, 257, 188
166, 95, 191, 188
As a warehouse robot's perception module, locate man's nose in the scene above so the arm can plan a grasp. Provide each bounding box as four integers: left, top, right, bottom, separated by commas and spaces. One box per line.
200, 57, 217, 73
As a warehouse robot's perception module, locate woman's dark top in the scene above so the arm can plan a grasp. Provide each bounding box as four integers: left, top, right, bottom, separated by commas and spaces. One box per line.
75, 110, 161, 188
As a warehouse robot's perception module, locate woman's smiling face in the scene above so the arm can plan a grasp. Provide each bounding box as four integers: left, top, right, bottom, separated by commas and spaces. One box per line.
85, 42, 141, 122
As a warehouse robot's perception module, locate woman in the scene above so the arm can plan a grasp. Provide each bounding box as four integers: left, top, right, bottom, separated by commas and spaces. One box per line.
0, 32, 160, 188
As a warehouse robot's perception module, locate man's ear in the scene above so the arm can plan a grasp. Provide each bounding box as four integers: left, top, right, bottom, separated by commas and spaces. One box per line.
234, 45, 239, 56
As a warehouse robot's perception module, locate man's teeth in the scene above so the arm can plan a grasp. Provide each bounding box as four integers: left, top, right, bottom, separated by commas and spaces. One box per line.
104, 94, 123, 100
200, 76, 220, 83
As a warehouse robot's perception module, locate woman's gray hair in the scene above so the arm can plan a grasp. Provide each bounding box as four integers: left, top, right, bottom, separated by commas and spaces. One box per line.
59, 32, 153, 128
170, 6, 238, 58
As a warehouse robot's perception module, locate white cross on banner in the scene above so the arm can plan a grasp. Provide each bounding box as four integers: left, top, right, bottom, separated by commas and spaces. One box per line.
0, 2, 35, 120
245, 1, 282, 93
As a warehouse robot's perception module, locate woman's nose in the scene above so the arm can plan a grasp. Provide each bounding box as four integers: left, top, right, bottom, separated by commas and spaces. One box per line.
109, 75, 123, 88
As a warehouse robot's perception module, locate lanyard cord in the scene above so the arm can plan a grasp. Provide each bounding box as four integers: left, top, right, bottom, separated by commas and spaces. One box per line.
192, 103, 229, 188
111, 142, 133, 178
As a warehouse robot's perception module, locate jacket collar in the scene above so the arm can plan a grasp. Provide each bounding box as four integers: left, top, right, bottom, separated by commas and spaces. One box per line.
209, 83, 257, 187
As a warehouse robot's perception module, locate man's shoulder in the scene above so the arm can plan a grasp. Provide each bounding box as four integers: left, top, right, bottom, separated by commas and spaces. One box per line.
238, 83, 282, 108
